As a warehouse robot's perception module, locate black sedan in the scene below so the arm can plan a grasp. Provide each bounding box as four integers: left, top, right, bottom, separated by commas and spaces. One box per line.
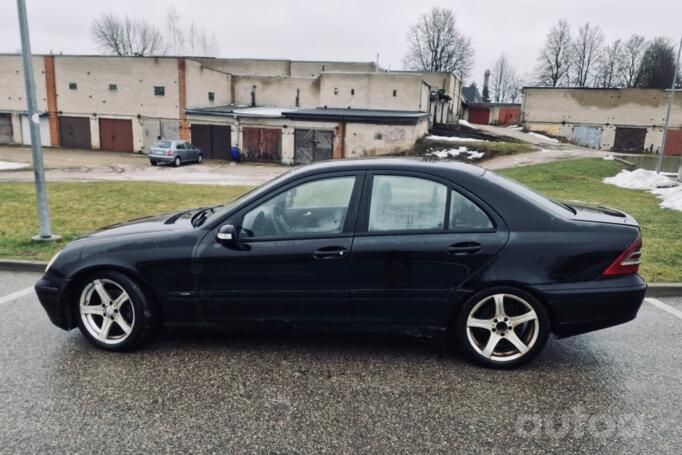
35, 159, 646, 368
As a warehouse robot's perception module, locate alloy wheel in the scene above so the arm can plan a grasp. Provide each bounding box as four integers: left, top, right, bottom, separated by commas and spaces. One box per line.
79, 278, 135, 345
465, 293, 539, 362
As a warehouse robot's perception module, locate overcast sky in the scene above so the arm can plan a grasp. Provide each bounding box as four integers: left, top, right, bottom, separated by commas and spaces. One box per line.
1, 0, 680, 86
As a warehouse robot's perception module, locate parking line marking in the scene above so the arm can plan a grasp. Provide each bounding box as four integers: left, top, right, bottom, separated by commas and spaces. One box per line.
646, 298, 682, 319
0, 287, 34, 306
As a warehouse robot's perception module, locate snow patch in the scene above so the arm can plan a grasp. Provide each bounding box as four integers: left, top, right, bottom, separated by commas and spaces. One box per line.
604, 168, 682, 212
425, 146, 485, 161
458, 119, 479, 130
603, 154, 615, 161
425, 135, 487, 143
528, 132, 559, 143
0, 161, 29, 171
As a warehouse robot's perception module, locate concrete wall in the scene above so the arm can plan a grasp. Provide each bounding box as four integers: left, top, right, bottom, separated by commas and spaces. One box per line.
344, 117, 429, 158
290, 61, 377, 77
195, 58, 290, 76
185, 60, 231, 108
319, 73, 427, 112
0, 55, 48, 112
232, 76, 320, 109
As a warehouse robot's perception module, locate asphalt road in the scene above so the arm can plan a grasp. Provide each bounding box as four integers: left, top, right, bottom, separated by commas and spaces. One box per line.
0, 271, 680, 454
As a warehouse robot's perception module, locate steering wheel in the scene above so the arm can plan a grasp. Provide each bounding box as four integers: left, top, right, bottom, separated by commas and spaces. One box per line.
272, 204, 290, 235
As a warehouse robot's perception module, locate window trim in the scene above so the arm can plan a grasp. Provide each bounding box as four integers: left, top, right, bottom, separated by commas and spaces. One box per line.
355, 170, 498, 237
231, 171, 365, 243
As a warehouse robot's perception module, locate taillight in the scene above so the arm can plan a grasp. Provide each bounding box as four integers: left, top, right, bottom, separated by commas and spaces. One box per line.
166, 149, 173, 156
602, 234, 642, 276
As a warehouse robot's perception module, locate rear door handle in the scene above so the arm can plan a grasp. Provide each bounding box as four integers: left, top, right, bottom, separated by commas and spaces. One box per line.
447, 242, 482, 255
313, 246, 347, 260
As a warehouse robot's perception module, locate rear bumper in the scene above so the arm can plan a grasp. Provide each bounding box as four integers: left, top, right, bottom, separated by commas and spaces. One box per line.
149, 154, 176, 162
35, 274, 72, 330
532, 275, 647, 338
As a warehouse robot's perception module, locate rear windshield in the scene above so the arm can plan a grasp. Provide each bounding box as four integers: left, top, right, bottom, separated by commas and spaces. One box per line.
153, 141, 172, 148
486, 171, 575, 217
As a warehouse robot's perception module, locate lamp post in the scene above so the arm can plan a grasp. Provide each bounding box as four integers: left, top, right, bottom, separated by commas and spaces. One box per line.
656, 35, 682, 175
16, 0, 60, 242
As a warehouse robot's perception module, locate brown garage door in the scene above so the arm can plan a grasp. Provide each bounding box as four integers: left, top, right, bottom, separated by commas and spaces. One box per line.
613, 127, 646, 153
294, 129, 333, 164
243, 128, 281, 162
0, 114, 12, 144
191, 124, 231, 160
59, 116, 91, 149
468, 108, 490, 125
497, 107, 520, 125
99, 118, 133, 152
664, 129, 682, 156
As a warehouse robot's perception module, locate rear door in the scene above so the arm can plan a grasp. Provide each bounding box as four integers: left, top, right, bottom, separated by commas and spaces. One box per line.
350, 172, 508, 326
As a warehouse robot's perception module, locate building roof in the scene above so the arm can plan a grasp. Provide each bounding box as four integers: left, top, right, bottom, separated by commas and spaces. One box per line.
461, 86, 483, 104
284, 108, 428, 124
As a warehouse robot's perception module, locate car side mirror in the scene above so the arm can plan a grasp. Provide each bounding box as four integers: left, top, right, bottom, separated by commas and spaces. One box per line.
217, 224, 238, 244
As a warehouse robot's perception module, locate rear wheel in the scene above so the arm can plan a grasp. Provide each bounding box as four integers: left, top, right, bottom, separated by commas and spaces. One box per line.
173, 156, 182, 167
454, 287, 549, 368
75, 271, 158, 351
149, 160, 158, 166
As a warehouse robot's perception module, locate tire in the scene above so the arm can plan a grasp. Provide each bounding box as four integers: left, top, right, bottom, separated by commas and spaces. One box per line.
197, 153, 203, 164
75, 271, 159, 352
173, 156, 182, 167
454, 286, 550, 369
149, 160, 158, 166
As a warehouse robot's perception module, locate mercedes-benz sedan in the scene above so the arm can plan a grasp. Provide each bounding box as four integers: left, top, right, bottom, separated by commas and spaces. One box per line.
35, 159, 646, 368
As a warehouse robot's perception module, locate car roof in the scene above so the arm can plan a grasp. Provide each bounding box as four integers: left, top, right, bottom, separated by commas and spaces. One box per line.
291, 157, 486, 178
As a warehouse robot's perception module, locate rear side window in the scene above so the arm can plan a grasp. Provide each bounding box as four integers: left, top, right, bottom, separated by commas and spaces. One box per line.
449, 190, 493, 230
153, 141, 171, 148
368, 175, 447, 232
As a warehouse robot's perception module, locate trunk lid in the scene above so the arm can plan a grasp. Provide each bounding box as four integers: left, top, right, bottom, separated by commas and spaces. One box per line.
566, 202, 639, 228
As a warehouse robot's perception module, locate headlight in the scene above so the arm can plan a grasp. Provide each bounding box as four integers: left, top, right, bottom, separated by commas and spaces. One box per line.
45, 250, 62, 273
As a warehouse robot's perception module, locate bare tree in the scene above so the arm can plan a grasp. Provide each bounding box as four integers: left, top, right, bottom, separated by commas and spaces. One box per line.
186, 20, 218, 57
166, 5, 185, 55
638, 37, 679, 89
403, 7, 474, 79
490, 54, 517, 102
596, 39, 623, 88
571, 22, 604, 87
534, 19, 572, 87
508, 73, 523, 103
92, 13, 166, 56
618, 34, 647, 87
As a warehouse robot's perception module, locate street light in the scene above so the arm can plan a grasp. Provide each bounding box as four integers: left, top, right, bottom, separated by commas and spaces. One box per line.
16, 0, 60, 242
656, 36, 682, 175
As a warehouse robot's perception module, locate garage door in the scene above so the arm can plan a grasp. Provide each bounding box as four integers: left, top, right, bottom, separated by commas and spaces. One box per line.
243, 128, 281, 162
468, 108, 490, 125
294, 129, 333, 164
497, 108, 520, 125
664, 129, 682, 156
571, 125, 602, 149
0, 114, 13, 144
613, 127, 646, 153
191, 124, 231, 160
20, 115, 51, 147
99, 118, 133, 152
59, 116, 91, 149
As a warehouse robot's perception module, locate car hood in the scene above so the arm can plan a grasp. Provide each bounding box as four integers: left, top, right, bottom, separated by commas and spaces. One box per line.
78, 209, 197, 240
566, 202, 639, 227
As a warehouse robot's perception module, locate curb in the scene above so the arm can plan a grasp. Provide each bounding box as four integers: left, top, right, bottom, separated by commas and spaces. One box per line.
646, 283, 682, 298
0, 259, 680, 297
0, 260, 47, 273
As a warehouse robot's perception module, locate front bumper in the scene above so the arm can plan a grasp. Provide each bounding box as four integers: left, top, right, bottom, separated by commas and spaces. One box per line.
35, 274, 72, 330
533, 275, 647, 338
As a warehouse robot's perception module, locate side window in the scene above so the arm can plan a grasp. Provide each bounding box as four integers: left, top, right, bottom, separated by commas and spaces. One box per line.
449, 190, 493, 230
368, 175, 447, 232
241, 176, 356, 238
176, 143, 185, 150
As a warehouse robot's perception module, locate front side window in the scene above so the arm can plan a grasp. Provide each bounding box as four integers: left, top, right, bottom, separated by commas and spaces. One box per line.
241, 176, 356, 238
449, 190, 493, 230
368, 175, 447, 232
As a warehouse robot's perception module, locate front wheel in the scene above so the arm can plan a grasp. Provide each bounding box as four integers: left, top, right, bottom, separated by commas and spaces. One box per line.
197, 153, 203, 164
454, 287, 550, 368
75, 271, 159, 351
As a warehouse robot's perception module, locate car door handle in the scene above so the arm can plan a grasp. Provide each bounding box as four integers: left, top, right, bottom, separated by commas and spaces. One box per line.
313, 246, 347, 260
447, 242, 482, 255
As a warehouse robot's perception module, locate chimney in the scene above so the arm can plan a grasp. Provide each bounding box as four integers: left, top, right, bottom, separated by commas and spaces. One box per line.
482, 69, 491, 102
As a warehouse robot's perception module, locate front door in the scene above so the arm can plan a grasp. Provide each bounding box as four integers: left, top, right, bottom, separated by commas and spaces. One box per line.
350, 173, 508, 326
194, 173, 363, 323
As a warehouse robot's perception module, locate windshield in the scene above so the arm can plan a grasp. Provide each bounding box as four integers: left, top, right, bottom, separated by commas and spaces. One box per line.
486, 171, 575, 217
153, 141, 171, 148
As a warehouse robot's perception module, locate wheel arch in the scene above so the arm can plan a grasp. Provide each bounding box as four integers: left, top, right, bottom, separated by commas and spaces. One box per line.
61, 265, 163, 330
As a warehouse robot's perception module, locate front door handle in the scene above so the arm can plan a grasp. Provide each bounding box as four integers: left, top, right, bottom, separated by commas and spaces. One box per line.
313, 246, 347, 260
447, 242, 482, 255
